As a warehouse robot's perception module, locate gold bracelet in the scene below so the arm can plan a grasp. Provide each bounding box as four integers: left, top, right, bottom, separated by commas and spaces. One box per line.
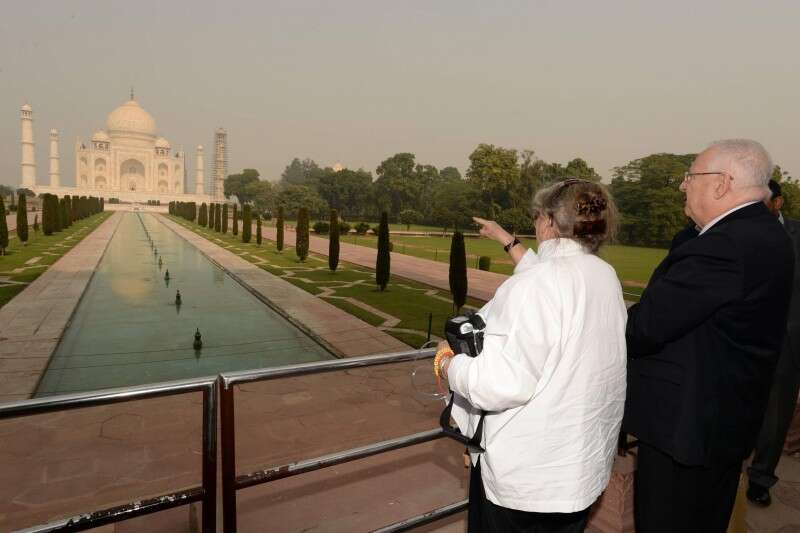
433, 347, 455, 378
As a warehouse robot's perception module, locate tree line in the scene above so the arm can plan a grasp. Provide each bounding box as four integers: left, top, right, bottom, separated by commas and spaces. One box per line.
222, 148, 604, 237
222, 147, 798, 248
181, 143, 798, 250
0, 192, 103, 255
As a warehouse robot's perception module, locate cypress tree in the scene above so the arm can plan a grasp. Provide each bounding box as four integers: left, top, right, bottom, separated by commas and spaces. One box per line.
276, 206, 285, 252
42, 195, 51, 235
53, 196, 62, 233
64, 195, 72, 227
0, 196, 8, 255
256, 215, 262, 245
59, 198, 68, 230
242, 204, 252, 243
449, 231, 468, 312
100, 197, 104, 212
329, 209, 340, 272
215, 204, 222, 232
199, 203, 208, 226
208, 203, 215, 229
33, 214, 39, 233
16, 193, 28, 245
40, 195, 46, 235
48, 194, 57, 233
376, 211, 390, 291
232, 204, 239, 235
296, 207, 309, 261
222, 204, 228, 233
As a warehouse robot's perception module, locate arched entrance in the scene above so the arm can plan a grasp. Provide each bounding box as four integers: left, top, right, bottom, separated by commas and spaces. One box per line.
121, 159, 145, 192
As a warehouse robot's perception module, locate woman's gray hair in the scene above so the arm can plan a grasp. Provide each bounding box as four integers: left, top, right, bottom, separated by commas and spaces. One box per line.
709, 139, 774, 189
532, 179, 618, 253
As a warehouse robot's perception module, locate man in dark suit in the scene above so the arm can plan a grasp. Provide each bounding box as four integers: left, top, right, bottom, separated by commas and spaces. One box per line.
747, 179, 800, 505
623, 139, 794, 532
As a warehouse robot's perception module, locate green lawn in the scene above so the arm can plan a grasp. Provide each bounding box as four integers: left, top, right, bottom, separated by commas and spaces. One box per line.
170, 216, 485, 348
259, 218, 454, 234
317, 232, 666, 299
0, 212, 112, 308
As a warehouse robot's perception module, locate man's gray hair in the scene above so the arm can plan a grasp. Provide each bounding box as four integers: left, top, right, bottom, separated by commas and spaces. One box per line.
709, 139, 774, 189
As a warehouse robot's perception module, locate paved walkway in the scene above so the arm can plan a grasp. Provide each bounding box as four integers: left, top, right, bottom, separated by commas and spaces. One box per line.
4, 210, 38, 234
0, 212, 123, 402
158, 215, 409, 357
261, 226, 508, 302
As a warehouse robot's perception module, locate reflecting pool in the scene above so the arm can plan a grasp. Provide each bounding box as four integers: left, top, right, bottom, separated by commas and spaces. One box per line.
36, 212, 332, 395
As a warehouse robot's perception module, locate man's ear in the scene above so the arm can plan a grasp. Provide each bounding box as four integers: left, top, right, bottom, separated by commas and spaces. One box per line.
714, 174, 732, 199
775, 196, 785, 211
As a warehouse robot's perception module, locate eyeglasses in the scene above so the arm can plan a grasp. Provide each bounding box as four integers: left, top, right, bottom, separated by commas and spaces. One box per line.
682, 171, 735, 183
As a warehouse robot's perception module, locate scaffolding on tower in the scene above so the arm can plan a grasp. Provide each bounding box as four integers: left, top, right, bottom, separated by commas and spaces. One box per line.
212, 128, 228, 199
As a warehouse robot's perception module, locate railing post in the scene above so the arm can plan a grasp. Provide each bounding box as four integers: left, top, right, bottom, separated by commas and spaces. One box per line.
202, 382, 218, 533
221, 381, 237, 533
426, 313, 432, 343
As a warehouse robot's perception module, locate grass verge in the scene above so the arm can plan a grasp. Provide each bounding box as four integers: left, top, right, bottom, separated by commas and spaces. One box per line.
0, 212, 113, 308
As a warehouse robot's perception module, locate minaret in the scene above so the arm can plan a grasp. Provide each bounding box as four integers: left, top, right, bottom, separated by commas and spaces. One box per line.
20, 103, 36, 188
49, 129, 60, 187
195, 145, 205, 195
213, 128, 227, 200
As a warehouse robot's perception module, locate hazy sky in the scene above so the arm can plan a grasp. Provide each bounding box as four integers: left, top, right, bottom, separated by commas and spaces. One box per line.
2, 0, 799, 188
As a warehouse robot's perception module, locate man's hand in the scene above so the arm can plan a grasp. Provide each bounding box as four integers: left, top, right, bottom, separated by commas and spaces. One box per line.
473, 217, 513, 245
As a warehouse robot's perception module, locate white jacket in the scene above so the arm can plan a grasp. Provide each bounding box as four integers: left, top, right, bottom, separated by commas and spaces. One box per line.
448, 238, 627, 513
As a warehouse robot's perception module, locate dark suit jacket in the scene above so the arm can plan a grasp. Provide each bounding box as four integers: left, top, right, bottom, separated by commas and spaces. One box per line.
623, 202, 794, 466
783, 217, 800, 367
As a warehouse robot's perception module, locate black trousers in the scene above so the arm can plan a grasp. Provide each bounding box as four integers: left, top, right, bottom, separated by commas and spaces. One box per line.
748, 338, 800, 489
635, 442, 741, 533
468, 458, 591, 533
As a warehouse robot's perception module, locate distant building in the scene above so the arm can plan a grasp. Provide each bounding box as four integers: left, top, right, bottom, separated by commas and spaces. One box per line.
23, 93, 221, 204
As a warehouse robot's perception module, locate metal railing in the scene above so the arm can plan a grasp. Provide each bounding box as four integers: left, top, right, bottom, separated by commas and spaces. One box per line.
218, 347, 469, 533
0, 376, 217, 533
2, 348, 471, 532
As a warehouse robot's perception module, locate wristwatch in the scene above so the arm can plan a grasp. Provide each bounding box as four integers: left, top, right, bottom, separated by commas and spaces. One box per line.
503, 237, 520, 253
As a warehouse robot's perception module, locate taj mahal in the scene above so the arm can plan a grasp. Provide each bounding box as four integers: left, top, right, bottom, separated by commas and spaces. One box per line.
20, 92, 226, 204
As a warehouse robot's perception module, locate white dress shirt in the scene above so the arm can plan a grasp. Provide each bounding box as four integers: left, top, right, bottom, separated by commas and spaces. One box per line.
447, 238, 628, 513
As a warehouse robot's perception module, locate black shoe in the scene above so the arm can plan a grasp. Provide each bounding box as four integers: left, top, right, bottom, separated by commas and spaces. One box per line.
747, 483, 772, 507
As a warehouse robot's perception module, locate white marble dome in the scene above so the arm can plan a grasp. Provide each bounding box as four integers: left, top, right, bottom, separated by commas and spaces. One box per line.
155, 136, 170, 148
92, 130, 110, 142
106, 99, 156, 137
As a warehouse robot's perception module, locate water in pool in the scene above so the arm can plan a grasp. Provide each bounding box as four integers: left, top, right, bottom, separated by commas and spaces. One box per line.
36, 212, 333, 396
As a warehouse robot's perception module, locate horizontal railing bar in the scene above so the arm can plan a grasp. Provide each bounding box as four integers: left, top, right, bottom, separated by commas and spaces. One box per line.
13, 486, 204, 533
221, 348, 436, 388
0, 376, 217, 420
236, 428, 444, 490
371, 499, 469, 533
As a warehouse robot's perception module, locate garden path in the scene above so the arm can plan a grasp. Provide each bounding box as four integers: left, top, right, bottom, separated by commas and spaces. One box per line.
4, 210, 38, 234
260, 226, 508, 302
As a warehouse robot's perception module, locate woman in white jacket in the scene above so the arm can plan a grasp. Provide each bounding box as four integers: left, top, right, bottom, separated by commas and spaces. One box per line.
436, 179, 627, 533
